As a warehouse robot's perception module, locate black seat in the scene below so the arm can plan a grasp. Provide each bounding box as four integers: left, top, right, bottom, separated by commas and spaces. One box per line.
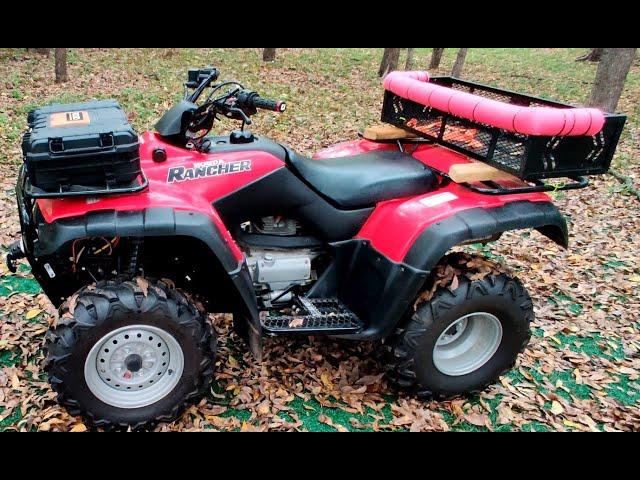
286, 149, 438, 209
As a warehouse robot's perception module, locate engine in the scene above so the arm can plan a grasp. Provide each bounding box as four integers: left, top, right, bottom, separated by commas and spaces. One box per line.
241, 216, 324, 305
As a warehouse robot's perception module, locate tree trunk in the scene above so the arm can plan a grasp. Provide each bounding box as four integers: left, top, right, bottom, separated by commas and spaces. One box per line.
451, 48, 469, 77
589, 48, 637, 112
55, 48, 68, 84
429, 48, 445, 69
577, 48, 604, 62
405, 48, 415, 70
263, 48, 276, 62
34, 48, 50, 56
378, 48, 401, 77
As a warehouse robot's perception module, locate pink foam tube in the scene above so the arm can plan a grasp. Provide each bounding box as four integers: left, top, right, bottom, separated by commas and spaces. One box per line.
383, 71, 605, 136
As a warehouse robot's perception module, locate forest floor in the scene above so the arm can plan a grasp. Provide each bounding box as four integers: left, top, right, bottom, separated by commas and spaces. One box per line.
0, 48, 638, 431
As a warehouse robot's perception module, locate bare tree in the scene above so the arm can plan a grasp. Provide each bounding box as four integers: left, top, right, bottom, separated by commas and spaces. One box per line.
378, 48, 401, 77
263, 48, 276, 62
405, 48, 415, 70
429, 48, 445, 69
34, 48, 50, 56
589, 48, 637, 112
576, 48, 603, 62
451, 48, 469, 77
162, 48, 178, 58
55, 48, 68, 84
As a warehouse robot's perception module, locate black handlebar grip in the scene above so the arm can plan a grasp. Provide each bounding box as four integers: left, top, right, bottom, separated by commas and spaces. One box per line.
252, 96, 286, 112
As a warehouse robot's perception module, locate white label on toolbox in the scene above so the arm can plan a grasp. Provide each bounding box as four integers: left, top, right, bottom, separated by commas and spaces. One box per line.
419, 192, 458, 207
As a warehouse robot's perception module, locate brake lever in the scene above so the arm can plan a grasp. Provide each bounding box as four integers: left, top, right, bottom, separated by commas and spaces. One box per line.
227, 107, 252, 125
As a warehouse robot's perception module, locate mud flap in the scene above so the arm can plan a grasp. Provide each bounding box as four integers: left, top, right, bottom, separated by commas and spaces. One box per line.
229, 262, 263, 361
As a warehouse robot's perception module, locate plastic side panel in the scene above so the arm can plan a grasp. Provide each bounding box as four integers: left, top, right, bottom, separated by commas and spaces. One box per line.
307, 239, 428, 341
356, 182, 554, 263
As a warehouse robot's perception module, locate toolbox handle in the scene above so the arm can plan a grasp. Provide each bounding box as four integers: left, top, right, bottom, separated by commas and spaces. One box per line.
47, 132, 115, 154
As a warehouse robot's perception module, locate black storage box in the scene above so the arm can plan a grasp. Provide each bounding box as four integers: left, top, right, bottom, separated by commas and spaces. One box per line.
21, 100, 143, 197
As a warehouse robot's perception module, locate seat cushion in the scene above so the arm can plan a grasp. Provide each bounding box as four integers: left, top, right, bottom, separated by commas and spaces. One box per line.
287, 149, 438, 209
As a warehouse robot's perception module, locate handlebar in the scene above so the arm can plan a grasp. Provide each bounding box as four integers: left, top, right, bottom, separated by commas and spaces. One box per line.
252, 97, 287, 112
181, 68, 286, 145
235, 90, 286, 113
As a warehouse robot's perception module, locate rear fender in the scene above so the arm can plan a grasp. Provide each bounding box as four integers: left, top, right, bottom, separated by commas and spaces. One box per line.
403, 200, 568, 271
335, 199, 567, 340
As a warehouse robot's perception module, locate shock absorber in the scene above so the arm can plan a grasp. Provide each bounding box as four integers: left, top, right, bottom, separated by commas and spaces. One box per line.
127, 237, 143, 277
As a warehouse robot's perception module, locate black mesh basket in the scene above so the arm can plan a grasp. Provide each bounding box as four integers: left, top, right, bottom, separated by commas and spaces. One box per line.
381, 76, 626, 182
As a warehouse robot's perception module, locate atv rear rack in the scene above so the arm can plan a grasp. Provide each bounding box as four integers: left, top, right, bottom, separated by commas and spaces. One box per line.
381, 73, 626, 183
434, 167, 590, 195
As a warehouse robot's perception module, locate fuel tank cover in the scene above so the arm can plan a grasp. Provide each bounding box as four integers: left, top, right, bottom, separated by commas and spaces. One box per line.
152, 148, 167, 162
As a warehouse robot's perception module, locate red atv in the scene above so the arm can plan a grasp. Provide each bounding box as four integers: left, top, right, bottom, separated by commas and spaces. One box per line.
6, 67, 625, 428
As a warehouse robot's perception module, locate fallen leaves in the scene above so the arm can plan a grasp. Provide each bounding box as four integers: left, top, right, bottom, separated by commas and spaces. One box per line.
318, 414, 348, 432
70, 422, 87, 432
414, 252, 512, 309
135, 277, 149, 297
25, 309, 41, 320
463, 412, 492, 429
288, 318, 304, 328
550, 401, 565, 415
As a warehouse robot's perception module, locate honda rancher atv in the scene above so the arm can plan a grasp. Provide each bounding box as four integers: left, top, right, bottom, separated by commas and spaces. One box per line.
5, 67, 625, 429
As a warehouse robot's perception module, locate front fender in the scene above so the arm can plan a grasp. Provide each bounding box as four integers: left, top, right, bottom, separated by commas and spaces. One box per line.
403, 200, 568, 271
34, 207, 262, 356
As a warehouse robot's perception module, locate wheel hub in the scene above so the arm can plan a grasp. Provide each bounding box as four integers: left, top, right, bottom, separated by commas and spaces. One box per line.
437, 318, 468, 346
432, 312, 503, 377
84, 325, 184, 409
124, 353, 143, 373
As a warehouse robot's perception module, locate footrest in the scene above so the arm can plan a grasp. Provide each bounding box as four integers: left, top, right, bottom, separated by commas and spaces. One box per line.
261, 298, 363, 335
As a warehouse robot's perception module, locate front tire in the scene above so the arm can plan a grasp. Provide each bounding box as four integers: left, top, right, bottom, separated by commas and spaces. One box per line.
44, 279, 217, 429
387, 256, 533, 399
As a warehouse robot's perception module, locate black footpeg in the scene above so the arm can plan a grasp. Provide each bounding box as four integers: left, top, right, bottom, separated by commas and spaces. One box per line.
261, 297, 363, 335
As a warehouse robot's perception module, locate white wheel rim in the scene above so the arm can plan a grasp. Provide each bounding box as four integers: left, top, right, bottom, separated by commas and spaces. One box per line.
432, 312, 503, 376
84, 325, 184, 409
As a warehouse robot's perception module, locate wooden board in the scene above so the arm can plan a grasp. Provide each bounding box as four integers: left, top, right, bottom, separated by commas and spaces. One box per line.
448, 162, 522, 184
363, 124, 417, 141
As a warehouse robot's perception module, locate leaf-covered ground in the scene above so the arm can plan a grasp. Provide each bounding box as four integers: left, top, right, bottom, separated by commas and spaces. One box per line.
0, 48, 639, 431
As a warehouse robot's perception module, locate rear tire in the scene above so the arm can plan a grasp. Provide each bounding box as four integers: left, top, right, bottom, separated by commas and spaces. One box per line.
44, 278, 217, 430
386, 261, 533, 399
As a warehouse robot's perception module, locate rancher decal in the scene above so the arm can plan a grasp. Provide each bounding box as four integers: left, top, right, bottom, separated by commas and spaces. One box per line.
167, 159, 252, 183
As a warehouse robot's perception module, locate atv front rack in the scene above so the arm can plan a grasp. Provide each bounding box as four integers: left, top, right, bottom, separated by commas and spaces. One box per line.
21, 169, 149, 199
